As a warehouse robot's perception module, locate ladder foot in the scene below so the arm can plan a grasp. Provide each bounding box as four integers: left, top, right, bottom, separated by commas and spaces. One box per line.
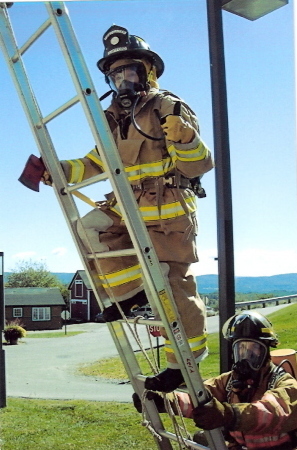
102, 291, 148, 322
145, 368, 184, 393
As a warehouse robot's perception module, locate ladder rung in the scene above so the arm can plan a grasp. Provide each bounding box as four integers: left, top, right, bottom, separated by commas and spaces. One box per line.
157, 430, 207, 450
11, 18, 51, 62
37, 94, 80, 126
123, 318, 163, 327
63, 172, 108, 192
86, 248, 137, 259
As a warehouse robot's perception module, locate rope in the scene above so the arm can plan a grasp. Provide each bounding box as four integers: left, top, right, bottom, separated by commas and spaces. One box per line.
140, 389, 194, 450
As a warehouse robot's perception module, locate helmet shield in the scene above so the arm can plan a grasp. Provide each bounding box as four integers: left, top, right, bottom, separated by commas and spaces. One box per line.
233, 339, 268, 371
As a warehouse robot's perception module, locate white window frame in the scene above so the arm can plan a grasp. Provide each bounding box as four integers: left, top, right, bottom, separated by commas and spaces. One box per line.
75, 280, 83, 297
32, 307, 51, 321
13, 307, 23, 318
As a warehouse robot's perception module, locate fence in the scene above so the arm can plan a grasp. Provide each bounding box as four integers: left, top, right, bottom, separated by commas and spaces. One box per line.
235, 294, 297, 310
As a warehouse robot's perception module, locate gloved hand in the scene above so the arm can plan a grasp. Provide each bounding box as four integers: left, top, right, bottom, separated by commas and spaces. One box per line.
132, 391, 167, 414
41, 170, 53, 186
192, 396, 235, 430
161, 115, 195, 143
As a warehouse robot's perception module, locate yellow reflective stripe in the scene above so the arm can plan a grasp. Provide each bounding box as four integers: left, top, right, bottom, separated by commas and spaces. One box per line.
230, 326, 274, 335
68, 159, 85, 183
261, 327, 274, 334
124, 157, 175, 182
164, 334, 207, 353
171, 141, 209, 162
98, 264, 142, 288
85, 148, 105, 170
110, 196, 197, 221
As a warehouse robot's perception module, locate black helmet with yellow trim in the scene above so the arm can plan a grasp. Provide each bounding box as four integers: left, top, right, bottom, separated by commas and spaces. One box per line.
97, 25, 164, 78
222, 311, 278, 348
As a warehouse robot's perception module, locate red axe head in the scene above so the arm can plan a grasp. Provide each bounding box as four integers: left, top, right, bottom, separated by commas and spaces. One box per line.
18, 154, 46, 192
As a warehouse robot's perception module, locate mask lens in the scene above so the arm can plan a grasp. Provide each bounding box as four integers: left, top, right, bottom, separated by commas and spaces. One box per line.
107, 63, 146, 92
233, 340, 267, 371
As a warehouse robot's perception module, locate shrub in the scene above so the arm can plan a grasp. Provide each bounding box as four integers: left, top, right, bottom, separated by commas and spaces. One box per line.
3, 320, 26, 344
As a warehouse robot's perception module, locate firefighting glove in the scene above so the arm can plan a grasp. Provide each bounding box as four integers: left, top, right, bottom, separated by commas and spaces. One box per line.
132, 392, 167, 414
41, 170, 53, 186
161, 115, 195, 143
192, 396, 236, 430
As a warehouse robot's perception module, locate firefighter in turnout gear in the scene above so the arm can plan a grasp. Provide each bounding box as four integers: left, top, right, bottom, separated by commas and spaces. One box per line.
135, 311, 297, 449
43, 25, 214, 392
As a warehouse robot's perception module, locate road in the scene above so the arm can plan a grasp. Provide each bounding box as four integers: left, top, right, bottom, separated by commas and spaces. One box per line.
3, 303, 293, 402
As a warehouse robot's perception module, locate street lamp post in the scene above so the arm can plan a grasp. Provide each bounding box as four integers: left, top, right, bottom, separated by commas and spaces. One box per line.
0, 252, 6, 408
206, 0, 235, 373
206, 0, 289, 372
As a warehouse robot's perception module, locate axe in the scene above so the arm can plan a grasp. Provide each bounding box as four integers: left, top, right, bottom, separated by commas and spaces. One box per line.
18, 154, 46, 192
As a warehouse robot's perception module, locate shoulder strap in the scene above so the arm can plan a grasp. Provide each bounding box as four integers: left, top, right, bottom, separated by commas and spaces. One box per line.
267, 365, 288, 390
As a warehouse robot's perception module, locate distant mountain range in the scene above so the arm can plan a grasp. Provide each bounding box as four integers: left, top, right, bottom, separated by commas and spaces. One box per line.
196, 273, 297, 294
4, 272, 297, 294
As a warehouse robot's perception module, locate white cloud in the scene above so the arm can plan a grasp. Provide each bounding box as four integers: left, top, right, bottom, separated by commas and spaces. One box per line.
51, 247, 68, 257
12, 251, 37, 259
234, 248, 297, 277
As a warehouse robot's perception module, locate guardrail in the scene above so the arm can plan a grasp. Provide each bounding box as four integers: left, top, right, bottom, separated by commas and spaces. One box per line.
235, 294, 297, 310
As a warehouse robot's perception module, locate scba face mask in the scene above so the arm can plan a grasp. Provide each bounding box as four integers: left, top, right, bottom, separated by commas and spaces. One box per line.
232, 339, 268, 377
107, 62, 148, 109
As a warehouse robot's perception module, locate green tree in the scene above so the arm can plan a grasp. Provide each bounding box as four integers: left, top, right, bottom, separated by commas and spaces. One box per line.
6, 260, 69, 304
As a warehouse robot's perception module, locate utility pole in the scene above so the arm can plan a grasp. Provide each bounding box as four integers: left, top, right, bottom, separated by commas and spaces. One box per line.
0, 252, 6, 408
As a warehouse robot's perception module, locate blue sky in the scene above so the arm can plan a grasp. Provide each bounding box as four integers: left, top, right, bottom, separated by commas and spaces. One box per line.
0, 0, 296, 277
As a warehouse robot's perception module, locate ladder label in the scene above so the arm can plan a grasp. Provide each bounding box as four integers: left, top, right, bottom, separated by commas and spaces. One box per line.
173, 327, 184, 347
159, 290, 177, 323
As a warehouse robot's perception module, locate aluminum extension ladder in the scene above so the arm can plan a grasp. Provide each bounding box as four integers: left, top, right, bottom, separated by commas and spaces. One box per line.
0, 3, 227, 449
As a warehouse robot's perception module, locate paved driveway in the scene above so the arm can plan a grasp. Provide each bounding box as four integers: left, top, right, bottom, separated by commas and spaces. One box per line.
3, 303, 292, 402
4, 322, 136, 402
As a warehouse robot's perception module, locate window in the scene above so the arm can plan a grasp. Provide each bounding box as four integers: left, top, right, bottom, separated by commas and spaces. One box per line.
32, 307, 51, 321
75, 280, 83, 297
13, 307, 23, 318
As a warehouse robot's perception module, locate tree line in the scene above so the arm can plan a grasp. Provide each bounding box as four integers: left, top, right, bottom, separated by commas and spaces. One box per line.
5, 260, 69, 306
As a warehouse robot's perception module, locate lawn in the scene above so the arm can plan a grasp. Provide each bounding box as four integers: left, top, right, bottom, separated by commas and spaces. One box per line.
25, 331, 84, 339
1, 304, 296, 450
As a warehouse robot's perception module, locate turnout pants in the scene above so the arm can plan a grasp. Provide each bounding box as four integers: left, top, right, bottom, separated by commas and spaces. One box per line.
77, 207, 207, 367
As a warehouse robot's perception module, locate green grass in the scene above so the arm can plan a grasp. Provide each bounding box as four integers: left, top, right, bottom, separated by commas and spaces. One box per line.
0, 398, 197, 450
1, 304, 296, 450
0, 398, 158, 449
25, 331, 84, 339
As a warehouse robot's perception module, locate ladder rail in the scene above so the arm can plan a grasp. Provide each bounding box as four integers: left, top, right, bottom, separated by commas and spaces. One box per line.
108, 321, 174, 450
0, 4, 227, 449
0, 3, 107, 311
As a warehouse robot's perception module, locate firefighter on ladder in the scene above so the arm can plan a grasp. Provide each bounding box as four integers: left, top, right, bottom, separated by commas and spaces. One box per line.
42, 25, 214, 393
